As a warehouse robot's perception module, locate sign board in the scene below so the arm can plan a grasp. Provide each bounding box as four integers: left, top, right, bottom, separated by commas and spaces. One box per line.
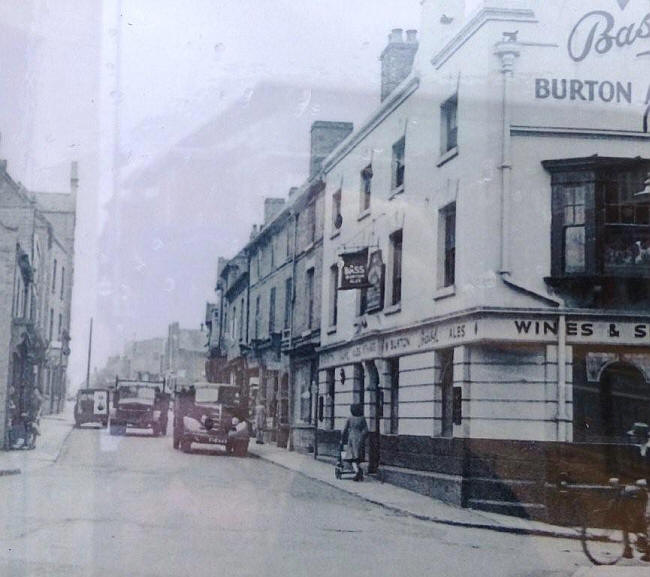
365, 250, 385, 313
319, 312, 650, 368
339, 249, 370, 290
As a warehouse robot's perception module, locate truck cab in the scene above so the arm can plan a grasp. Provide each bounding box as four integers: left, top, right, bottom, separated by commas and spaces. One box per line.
173, 382, 249, 456
109, 379, 169, 437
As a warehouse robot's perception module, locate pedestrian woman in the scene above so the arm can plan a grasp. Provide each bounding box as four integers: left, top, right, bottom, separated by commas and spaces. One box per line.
341, 403, 369, 481
254, 399, 266, 445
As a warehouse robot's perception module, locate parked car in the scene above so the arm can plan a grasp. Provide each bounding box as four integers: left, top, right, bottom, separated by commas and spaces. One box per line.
173, 382, 250, 456
74, 388, 109, 428
109, 378, 169, 436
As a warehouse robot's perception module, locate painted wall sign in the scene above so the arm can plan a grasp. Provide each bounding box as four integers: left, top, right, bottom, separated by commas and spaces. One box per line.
567, 9, 650, 62
319, 313, 650, 369
535, 78, 632, 103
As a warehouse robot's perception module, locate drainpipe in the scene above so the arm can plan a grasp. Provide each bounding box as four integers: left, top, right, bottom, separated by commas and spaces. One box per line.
494, 34, 520, 277
494, 35, 563, 309
287, 210, 298, 451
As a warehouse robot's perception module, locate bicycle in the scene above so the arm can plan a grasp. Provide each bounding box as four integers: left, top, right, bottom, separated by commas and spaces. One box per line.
558, 473, 649, 565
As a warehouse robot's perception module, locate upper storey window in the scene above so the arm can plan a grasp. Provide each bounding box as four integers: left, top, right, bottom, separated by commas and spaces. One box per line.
392, 138, 405, 192
441, 94, 458, 154
545, 157, 650, 281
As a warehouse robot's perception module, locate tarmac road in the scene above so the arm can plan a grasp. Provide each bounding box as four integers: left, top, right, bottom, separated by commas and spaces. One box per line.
0, 425, 596, 577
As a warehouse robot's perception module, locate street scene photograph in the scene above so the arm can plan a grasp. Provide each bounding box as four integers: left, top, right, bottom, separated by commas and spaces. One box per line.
1, 1, 650, 576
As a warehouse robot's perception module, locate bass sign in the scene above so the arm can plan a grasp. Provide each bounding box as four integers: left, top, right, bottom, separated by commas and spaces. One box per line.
568, 10, 650, 62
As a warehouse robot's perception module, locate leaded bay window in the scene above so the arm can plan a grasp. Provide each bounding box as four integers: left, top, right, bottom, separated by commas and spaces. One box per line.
544, 157, 650, 281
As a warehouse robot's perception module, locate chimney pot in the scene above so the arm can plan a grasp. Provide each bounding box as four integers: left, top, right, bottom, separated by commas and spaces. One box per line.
389, 28, 403, 43
406, 29, 418, 43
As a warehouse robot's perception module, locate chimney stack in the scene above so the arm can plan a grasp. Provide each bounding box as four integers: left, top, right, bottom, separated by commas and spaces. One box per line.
70, 161, 79, 195
250, 224, 258, 241
310, 121, 354, 178
380, 28, 418, 102
264, 197, 285, 224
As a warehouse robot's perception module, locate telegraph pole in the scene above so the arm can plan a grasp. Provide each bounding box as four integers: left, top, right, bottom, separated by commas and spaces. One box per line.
85, 317, 93, 389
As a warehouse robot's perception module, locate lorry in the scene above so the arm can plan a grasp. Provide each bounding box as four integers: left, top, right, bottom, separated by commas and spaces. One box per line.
172, 381, 250, 456
74, 388, 110, 428
109, 378, 170, 437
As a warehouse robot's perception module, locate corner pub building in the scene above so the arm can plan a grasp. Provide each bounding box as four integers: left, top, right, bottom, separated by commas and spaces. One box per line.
315, 0, 650, 520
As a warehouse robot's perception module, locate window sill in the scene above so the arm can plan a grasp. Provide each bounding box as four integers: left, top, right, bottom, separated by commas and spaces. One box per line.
327, 326, 337, 335
330, 229, 341, 240
388, 186, 404, 200
437, 146, 458, 167
357, 209, 371, 222
384, 303, 402, 316
434, 285, 455, 300
301, 329, 312, 338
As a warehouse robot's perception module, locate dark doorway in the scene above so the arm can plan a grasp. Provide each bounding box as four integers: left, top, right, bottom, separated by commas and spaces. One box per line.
576, 361, 649, 443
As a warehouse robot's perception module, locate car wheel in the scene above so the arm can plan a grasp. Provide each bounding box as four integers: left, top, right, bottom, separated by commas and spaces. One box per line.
181, 438, 192, 453
173, 434, 180, 450
109, 421, 120, 435
152, 424, 160, 437
234, 442, 248, 457
101, 420, 108, 428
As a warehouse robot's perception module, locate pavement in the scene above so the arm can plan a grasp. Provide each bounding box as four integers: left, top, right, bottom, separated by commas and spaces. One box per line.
248, 442, 650, 576
0, 407, 74, 476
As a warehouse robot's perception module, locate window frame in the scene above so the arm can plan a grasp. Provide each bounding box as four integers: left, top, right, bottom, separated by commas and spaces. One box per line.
389, 229, 403, 306
329, 264, 338, 327
360, 164, 372, 213
391, 138, 405, 192
441, 93, 458, 154
544, 157, 650, 280
438, 202, 456, 288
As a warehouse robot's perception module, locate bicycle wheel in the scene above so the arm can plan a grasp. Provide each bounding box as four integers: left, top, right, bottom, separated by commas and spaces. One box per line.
581, 506, 625, 565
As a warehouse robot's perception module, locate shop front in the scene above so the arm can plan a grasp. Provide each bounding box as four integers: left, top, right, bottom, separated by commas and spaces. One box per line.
317, 308, 650, 520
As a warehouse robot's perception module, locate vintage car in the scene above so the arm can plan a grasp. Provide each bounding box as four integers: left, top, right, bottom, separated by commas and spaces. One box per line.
74, 388, 110, 428
173, 382, 249, 456
109, 379, 170, 436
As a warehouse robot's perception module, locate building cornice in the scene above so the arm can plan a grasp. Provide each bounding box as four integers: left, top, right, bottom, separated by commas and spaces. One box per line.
321, 76, 420, 175
431, 7, 537, 70
318, 305, 650, 355
512, 125, 650, 141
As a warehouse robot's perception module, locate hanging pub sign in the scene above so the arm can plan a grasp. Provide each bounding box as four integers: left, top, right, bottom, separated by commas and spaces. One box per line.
340, 248, 370, 290
365, 249, 385, 312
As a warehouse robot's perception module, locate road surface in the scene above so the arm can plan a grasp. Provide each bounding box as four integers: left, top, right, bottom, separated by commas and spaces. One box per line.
0, 425, 592, 576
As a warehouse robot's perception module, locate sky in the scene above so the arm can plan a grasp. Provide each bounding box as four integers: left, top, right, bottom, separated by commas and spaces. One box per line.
1, 0, 433, 387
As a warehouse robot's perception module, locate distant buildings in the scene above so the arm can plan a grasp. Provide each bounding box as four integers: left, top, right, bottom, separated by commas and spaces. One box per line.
94, 323, 206, 390
0, 160, 77, 448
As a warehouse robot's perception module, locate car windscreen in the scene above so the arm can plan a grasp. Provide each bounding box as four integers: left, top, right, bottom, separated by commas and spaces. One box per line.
118, 386, 155, 402
77, 392, 95, 402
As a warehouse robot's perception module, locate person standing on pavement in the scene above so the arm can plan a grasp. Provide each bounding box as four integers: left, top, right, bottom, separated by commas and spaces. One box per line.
254, 399, 266, 444
25, 387, 43, 449
341, 403, 369, 481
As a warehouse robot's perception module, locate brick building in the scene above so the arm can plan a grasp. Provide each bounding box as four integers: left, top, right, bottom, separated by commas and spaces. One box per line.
0, 160, 76, 448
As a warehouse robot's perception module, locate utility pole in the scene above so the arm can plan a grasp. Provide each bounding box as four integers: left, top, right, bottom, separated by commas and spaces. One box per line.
85, 317, 93, 389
